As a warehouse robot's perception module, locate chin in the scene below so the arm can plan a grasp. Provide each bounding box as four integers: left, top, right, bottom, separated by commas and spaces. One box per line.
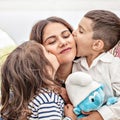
59, 56, 75, 63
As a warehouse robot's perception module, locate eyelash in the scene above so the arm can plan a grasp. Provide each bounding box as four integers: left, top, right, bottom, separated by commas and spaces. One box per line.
79, 29, 83, 33
47, 32, 71, 45
63, 34, 70, 38
48, 40, 56, 44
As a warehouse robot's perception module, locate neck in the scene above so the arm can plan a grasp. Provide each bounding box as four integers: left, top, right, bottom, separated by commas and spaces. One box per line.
56, 62, 73, 81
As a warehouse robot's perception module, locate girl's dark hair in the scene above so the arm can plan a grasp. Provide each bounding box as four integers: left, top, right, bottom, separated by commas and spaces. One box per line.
1, 40, 60, 120
30, 16, 73, 44
84, 10, 120, 51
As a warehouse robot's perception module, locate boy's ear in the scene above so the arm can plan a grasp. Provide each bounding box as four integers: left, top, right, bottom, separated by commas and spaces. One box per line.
92, 40, 104, 51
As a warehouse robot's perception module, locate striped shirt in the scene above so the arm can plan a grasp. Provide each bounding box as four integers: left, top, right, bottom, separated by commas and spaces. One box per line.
28, 89, 65, 120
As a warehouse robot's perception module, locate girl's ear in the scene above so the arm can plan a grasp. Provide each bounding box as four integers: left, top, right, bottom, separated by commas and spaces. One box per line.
92, 40, 104, 51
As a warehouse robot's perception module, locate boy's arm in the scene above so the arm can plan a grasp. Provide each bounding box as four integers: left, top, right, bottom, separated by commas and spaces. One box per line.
98, 99, 120, 120
98, 58, 120, 120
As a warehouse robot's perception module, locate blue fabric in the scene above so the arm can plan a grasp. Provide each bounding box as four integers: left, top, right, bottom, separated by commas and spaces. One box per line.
0, 117, 3, 120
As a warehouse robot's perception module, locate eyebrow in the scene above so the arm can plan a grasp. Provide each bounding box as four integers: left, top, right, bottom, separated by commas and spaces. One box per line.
44, 35, 56, 43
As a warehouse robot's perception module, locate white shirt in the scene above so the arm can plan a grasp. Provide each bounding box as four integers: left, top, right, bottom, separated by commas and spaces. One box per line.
72, 52, 120, 120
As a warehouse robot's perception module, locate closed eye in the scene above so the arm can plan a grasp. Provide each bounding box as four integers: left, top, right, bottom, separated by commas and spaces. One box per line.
78, 25, 84, 34
62, 31, 71, 38
46, 37, 57, 45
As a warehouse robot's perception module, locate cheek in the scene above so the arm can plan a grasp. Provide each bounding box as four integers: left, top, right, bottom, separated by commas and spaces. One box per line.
76, 39, 82, 46
45, 46, 57, 55
70, 37, 76, 47
46, 46, 61, 62
76, 34, 87, 45
51, 57, 59, 71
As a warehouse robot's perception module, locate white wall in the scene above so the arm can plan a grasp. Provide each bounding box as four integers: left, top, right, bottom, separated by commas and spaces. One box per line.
0, 0, 120, 45
0, 0, 120, 11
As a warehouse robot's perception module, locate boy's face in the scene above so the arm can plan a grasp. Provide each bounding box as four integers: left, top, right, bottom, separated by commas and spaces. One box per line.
73, 17, 95, 57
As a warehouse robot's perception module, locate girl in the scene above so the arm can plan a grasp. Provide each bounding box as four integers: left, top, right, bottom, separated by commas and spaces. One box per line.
1, 40, 69, 120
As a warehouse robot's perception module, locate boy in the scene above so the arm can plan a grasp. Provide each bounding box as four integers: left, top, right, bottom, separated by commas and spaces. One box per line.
72, 10, 120, 120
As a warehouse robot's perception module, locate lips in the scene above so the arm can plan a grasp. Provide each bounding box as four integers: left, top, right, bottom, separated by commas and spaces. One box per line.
60, 47, 71, 54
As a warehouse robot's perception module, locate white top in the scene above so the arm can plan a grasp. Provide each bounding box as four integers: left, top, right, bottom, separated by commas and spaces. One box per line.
72, 52, 120, 120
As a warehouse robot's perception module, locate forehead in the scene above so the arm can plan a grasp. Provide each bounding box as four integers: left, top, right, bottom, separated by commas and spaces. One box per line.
44, 22, 68, 35
79, 17, 93, 32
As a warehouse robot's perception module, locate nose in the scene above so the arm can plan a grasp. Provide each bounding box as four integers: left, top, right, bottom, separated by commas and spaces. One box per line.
72, 30, 77, 37
58, 37, 67, 47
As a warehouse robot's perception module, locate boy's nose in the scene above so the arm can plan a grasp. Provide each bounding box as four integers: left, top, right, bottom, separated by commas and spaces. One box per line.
72, 30, 77, 37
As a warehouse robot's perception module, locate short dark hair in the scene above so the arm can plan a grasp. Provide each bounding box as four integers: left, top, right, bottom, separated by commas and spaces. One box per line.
84, 10, 120, 51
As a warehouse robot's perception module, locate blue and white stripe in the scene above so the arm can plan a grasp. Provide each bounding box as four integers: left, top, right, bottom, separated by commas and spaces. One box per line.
28, 89, 64, 120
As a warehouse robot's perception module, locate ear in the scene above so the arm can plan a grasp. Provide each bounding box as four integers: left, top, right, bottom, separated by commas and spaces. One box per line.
92, 40, 104, 51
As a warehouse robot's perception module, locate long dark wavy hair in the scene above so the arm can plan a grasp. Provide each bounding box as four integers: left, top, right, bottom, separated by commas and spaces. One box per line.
29, 16, 73, 43
1, 40, 60, 120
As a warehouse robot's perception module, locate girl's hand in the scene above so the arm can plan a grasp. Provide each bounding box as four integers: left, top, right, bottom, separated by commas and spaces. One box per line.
64, 104, 77, 120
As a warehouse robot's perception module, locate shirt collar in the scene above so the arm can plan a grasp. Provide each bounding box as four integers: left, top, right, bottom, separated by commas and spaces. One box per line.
74, 52, 114, 64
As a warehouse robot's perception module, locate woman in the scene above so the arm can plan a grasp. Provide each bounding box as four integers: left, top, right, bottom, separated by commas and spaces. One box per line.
30, 17, 77, 108
30, 16, 76, 83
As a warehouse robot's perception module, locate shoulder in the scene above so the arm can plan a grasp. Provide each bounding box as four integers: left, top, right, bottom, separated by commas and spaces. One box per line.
28, 90, 65, 119
29, 89, 64, 109
98, 52, 120, 64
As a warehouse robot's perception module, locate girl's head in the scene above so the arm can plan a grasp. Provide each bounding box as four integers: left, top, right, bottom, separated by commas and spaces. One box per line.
1, 40, 60, 119
30, 16, 76, 64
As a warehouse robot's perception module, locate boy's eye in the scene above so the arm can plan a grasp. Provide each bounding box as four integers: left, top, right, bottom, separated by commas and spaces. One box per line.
78, 26, 84, 33
79, 30, 83, 33
79, 28, 83, 33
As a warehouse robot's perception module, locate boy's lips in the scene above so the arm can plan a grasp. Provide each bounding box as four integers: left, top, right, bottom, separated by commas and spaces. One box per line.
60, 47, 71, 54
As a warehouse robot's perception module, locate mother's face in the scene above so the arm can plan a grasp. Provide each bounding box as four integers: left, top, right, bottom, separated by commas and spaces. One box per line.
43, 22, 76, 65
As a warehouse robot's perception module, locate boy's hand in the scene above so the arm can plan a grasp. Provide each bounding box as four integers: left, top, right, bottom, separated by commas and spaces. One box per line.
79, 111, 103, 120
